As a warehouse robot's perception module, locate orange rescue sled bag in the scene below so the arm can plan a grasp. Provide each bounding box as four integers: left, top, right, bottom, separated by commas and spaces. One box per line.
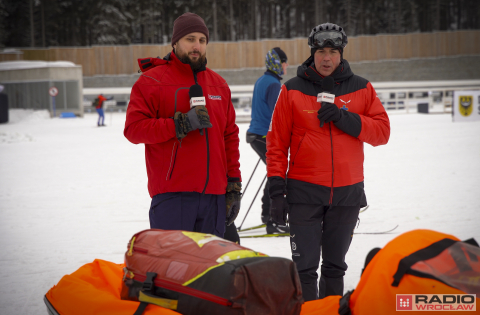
299, 229, 480, 315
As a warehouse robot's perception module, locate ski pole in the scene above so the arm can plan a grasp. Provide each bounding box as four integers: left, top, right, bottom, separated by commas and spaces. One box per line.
237, 174, 267, 231
242, 157, 261, 196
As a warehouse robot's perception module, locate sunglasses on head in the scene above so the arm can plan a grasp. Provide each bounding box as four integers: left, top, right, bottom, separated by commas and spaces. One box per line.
311, 30, 344, 48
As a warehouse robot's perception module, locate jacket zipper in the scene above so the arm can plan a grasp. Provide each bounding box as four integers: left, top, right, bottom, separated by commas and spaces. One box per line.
192, 72, 210, 194
329, 123, 334, 205
132, 272, 233, 307
291, 133, 306, 166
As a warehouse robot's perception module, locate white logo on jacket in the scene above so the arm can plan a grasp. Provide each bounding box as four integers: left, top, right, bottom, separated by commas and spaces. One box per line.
340, 98, 351, 104
208, 95, 222, 100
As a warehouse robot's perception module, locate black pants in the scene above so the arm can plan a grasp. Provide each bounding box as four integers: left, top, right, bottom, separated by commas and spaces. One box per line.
289, 204, 360, 301
246, 132, 270, 219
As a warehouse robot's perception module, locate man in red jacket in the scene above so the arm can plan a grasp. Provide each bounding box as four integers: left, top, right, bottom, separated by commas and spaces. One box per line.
266, 23, 390, 301
95, 94, 107, 126
124, 12, 242, 238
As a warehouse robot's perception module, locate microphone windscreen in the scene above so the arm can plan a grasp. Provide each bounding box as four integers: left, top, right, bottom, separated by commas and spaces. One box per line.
189, 84, 203, 98
322, 76, 334, 93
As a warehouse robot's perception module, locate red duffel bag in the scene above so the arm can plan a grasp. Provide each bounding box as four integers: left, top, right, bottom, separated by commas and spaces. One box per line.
121, 229, 304, 315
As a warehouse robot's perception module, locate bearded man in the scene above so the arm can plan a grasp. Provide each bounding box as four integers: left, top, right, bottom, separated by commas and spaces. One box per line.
124, 12, 242, 238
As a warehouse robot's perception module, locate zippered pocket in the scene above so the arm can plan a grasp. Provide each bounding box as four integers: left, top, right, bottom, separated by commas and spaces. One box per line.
166, 141, 179, 180
291, 132, 306, 166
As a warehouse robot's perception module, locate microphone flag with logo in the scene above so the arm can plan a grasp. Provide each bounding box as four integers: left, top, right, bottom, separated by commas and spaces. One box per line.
189, 84, 206, 108
189, 84, 207, 135
317, 76, 335, 127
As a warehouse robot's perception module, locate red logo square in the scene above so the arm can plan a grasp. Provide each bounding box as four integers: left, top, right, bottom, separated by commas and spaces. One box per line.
397, 295, 413, 310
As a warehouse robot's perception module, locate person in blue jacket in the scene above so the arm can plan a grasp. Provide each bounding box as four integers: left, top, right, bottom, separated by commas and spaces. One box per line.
246, 47, 289, 234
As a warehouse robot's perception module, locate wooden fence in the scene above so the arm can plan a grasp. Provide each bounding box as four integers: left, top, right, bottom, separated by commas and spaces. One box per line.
2, 30, 479, 76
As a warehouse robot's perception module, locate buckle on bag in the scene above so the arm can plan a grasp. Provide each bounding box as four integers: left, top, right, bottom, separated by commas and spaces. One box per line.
142, 272, 157, 292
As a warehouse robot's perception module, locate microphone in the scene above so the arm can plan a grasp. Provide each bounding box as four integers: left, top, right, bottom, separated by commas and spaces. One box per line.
189, 84, 206, 108
189, 84, 206, 135
317, 76, 335, 128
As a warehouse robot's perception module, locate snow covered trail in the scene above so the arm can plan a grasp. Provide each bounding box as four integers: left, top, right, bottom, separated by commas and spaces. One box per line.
0, 109, 479, 315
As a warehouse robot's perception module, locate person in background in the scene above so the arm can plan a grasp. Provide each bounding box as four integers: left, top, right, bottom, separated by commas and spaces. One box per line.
124, 12, 241, 238
266, 22, 390, 301
95, 94, 107, 126
246, 47, 289, 235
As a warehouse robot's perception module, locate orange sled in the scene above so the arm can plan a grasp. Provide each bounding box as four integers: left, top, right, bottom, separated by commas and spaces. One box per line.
45, 229, 480, 315
45, 259, 180, 315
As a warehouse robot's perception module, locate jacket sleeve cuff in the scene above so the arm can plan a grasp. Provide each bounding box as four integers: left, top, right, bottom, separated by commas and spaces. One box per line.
334, 111, 362, 138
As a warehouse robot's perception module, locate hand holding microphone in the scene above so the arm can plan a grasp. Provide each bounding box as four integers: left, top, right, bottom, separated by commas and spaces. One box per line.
317, 76, 341, 127
173, 84, 212, 140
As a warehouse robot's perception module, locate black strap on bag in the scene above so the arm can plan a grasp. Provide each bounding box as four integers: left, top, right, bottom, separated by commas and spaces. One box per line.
392, 238, 457, 287
133, 272, 157, 315
338, 290, 353, 315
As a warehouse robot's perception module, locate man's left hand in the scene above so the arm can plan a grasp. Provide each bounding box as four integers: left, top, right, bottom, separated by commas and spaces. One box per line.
225, 180, 242, 226
318, 103, 342, 125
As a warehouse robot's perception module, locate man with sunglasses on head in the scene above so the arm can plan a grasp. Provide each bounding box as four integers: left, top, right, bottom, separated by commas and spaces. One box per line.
266, 23, 390, 301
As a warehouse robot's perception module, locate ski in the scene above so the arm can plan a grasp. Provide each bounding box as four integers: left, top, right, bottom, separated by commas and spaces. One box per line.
354, 225, 399, 235
240, 225, 399, 238
237, 223, 266, 232
240, 233, 289, 238
238, 205, 370, 236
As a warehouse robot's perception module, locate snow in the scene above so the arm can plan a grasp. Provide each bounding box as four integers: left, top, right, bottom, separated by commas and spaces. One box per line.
0, 109, 479, 315
0, 60, 77, 71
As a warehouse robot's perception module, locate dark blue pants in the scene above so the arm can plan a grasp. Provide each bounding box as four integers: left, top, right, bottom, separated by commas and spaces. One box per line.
96, 108, 104, 125
289, 204, 360, 301
149, 192, 226, 237
247, 132, 270, 219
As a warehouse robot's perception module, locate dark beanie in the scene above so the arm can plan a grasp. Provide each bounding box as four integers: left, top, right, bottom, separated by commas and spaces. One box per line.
273, 47, 288, 63
171, 12, 209, 47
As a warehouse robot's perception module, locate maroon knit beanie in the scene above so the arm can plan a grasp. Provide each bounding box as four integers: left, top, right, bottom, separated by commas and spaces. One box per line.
171, 12, 209, 47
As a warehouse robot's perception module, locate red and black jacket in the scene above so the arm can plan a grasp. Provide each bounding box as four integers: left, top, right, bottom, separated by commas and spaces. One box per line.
266, 56, 390, 206
124, 52, 241, 197
96, 94, 107, 109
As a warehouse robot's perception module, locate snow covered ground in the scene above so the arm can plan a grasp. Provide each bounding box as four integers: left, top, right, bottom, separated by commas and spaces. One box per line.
0, 109, 479, 315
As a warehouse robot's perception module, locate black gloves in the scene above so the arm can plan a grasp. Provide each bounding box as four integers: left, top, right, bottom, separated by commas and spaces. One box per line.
270, 195, 288, 226
225, 179, 242, 226
317, 103, 342, 126
174, 106, 212, 140
268, 176, 288, 226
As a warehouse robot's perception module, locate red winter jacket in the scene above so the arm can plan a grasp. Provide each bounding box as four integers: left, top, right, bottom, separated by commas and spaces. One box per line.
96, 95, 107, 109
267, 57, 390, 206
124, 52, 241, 197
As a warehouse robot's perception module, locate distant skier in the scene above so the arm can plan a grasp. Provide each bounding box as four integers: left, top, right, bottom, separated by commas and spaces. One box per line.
266, 23, 390, 301
246, 47, 289, 235
95, 94, 107, 126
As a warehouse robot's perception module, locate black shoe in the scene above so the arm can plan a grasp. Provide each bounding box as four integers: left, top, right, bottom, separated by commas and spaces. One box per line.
266, 221, 290, 234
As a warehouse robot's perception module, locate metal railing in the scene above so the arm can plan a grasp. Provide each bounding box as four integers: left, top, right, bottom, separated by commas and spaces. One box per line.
82, 80, 480, 120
